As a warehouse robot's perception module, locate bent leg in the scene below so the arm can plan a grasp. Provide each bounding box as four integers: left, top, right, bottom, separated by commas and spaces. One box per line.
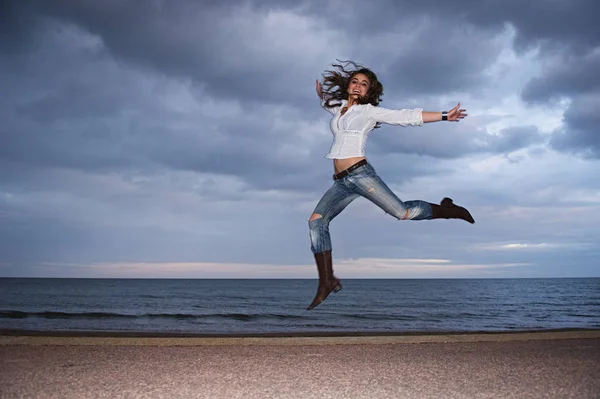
351, 172, 432, 220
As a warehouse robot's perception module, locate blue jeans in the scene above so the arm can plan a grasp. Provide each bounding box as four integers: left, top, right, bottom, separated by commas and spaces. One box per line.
308, 162, 433, 254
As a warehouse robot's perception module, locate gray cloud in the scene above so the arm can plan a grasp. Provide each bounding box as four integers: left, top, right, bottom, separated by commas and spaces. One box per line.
550, 95, 600, 157
522, 51, 600, 103
373, 24, 502, 98
466, 0, 600, 55
14, 0, 332, 108
1, 0, 515, 108
0, 21, 327, 193
369, 124, 546, 159
0, 1, 41, 53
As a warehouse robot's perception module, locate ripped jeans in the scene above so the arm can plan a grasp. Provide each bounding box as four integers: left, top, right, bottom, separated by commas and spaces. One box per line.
308, 162, 433, 254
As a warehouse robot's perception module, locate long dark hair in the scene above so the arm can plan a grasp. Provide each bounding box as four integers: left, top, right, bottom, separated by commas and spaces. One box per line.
321, 60, 384, 109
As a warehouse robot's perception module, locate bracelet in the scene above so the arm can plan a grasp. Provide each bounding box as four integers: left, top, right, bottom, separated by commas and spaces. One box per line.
442, 111, 448, 121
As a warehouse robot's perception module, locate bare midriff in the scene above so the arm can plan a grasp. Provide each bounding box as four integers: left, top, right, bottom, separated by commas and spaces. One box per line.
334, 156, 367, 174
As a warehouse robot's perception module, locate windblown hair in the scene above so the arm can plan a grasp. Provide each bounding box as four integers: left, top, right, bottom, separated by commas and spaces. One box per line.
321, 60, 384, 109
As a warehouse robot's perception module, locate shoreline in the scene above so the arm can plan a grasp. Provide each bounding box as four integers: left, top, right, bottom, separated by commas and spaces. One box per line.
2, 328, 599, 346
1, 326, 598, 337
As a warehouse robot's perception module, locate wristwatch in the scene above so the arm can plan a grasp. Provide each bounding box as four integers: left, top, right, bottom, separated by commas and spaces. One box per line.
442, 111, 448, 121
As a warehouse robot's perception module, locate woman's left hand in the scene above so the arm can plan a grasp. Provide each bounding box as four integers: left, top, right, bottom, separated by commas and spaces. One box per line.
447, 103, 467, 122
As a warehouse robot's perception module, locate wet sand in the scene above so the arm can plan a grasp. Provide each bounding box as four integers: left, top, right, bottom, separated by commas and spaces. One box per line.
1, 330, 599, 398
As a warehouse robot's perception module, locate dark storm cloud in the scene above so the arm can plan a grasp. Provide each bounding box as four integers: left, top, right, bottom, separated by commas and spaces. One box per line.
463, 0, 600, 55
380, 29, 499, 97
522, 51, 600, 103
8, 0, 600, 98
3, 0, 509, 108
335, 0, 599, 54
526, 52, 600, 156
1, 67, 330, 198
0, 38, 158, 174
0, 1, 40, 52
550, 96, 600, 158
0, 0, 334, 193
9, 0, 322, 107
0, 8, 324, 192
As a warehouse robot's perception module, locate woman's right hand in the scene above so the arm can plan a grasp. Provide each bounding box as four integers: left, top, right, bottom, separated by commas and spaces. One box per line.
316, 79, 323, 99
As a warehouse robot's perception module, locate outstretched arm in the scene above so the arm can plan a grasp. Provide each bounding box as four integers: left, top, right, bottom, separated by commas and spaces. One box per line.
366, 102, 468, 127
422, 103, 467, 123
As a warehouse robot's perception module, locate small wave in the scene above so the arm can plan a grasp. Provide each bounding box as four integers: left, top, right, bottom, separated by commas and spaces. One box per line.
0, 310, 136, 319
565, 313, 598, 318
0, 310, 305, 322
208, 313, 305, 322
581, 302, 600, 307
341, 313, 419, 321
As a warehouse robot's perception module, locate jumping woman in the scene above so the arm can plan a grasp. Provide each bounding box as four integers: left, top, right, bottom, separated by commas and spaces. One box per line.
307, 60, 475, 310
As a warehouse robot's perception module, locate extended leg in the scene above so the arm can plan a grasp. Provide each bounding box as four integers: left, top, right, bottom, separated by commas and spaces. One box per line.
349, 169, 474, 223
351, 172, 432, 220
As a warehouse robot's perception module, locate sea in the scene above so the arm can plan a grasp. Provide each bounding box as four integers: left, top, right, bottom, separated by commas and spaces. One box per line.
1, 278, 599, 335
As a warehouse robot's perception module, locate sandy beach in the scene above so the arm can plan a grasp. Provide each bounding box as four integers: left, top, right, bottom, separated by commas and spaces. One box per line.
1, 330, 599, 398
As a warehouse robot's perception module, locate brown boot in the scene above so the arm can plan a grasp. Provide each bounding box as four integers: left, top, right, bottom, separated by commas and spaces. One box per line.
307, 250, 342, 311
323, 250, 343, 294
430, 197, 475, 224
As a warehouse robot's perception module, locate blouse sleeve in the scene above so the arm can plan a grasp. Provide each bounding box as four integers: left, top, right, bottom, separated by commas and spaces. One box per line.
365, 104, 423, 126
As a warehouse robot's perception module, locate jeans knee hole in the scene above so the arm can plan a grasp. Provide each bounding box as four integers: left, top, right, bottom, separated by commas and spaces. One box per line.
308, 213, 323, 222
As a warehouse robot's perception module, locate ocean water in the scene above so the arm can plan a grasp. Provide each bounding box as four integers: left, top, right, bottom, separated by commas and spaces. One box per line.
1, 278, 599, 334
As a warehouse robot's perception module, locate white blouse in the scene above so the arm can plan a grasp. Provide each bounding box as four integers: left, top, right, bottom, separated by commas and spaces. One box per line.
321, 99, 423, 159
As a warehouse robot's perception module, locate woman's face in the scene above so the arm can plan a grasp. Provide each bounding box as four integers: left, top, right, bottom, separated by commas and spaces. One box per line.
348, 73, 370, 100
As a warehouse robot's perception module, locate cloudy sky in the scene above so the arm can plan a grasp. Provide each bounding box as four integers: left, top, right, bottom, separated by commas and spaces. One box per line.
1, 0, 599, 279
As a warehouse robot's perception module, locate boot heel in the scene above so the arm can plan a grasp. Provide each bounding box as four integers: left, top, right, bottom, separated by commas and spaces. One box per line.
333, 280, 342, 292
